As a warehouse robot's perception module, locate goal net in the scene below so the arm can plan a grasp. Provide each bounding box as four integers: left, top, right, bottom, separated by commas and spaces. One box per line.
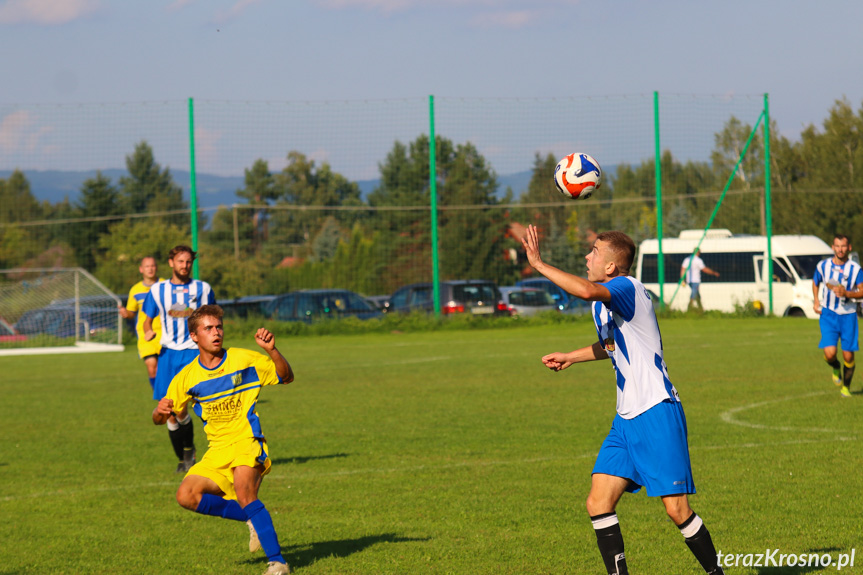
0, 268, 125, 355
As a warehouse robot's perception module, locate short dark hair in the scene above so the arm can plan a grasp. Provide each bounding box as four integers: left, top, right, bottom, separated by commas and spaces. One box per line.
834, 234, 851, 244
167, 245, 196, 261
596, 231, 636, 273
188, 304, 223, 334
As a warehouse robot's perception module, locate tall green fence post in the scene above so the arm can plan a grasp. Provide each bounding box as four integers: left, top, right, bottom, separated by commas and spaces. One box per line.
429, 95, 441, 317
188, 97, 199, 279
654, 91, 664, 306
764, 93, 773, 315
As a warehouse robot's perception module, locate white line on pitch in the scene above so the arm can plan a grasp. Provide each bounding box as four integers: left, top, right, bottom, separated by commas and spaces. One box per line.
718, 391, 838, 432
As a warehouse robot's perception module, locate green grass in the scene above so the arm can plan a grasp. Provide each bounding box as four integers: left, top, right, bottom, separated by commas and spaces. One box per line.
2, 317, 861, 574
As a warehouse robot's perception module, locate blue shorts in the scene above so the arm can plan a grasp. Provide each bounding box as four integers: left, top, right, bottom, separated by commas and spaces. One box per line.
819, 309, 859, 351
592, 400, 695, 497
153, 347, 200, 400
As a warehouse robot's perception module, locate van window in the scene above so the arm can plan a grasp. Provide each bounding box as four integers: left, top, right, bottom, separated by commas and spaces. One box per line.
641, 252, 762, 283
787, 254, 832, 280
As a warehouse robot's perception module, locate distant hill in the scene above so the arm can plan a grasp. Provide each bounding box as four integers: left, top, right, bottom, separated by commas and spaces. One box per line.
3, 167, 615, 208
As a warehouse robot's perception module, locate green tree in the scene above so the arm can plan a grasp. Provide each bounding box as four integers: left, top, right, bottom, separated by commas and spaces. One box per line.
119, 141, 187, 223
0, 170, 41, 223
93, 220, 188, 293
71, 172, 121, 270
236, 159, 277, 253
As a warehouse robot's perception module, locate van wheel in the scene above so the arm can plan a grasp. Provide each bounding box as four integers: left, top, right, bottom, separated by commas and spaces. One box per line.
787, 308, 806, 318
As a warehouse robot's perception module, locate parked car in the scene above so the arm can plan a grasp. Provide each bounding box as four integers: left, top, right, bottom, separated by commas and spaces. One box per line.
14, 305, 119, 338
264, 289, 383, 323
516, 277, 576, 310
499, 287, 559, 317
0, 317, 26, 342
386, 280, 509, 316
220, 295, 276, 319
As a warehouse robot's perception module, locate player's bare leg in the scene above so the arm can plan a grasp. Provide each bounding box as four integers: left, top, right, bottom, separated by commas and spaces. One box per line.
663, 494, 725, 575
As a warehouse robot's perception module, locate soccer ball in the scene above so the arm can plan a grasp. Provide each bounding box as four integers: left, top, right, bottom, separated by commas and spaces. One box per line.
553, 152, 602, 200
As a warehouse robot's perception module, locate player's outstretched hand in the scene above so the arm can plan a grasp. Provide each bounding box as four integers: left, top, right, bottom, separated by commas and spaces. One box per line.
144, 329, 156, 342
542, 352, 573, 372
255, 328, 276, 351
521, 224, 543, 270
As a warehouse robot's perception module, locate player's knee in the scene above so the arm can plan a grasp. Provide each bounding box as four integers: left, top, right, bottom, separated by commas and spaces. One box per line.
585, 493, 607, 516
175, 485, 199, 511
663, 500, 692, 525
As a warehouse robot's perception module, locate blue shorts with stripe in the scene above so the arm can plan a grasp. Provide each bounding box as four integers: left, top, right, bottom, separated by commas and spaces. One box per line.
153, 347, 200, 400
592, 399, 695, 497
818, 308, 859, 351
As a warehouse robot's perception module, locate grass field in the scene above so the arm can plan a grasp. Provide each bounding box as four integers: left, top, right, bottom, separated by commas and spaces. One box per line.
2, 316, 862, 574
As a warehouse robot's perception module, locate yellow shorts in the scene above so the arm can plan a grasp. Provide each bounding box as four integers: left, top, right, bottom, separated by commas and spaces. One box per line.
137, 334, 162, 359
186, 437, 271, 501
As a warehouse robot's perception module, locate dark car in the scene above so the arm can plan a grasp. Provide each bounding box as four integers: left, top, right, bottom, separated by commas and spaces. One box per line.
14, 306, 120, 338
220, 295, 277, 319
516, 277, 576, 310
386, 280, 508, 316
264, 289, 383, 323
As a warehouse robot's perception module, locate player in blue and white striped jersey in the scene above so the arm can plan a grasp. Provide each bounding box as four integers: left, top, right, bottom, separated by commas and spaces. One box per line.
812, 234, 863, 397
142, 245, 216, 472
522, 225, 724, 575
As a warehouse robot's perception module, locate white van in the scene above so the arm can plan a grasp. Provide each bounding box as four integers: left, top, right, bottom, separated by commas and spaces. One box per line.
636, 229, 833, 318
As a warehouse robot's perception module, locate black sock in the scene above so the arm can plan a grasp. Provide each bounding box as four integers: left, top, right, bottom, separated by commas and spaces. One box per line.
843, 360, 855, 387
678, 512, 720, 573
591, 513, 628, 575
178, 415, 195, 457
827, 357, 842, 371
167, 426, 184, 461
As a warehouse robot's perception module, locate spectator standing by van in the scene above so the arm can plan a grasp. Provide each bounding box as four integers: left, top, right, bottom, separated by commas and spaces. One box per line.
681, 249, 720, 312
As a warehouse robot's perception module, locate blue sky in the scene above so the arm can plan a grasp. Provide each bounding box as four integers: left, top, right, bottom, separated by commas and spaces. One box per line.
1, 0, 862, 180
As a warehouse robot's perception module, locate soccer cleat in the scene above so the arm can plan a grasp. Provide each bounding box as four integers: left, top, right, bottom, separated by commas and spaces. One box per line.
182, 447, 197, 472
263, 561, 290, 575
247, 520, 262, 552
840, 385, 852, 397
833, 371, 843, 386
175, 461, 186, 474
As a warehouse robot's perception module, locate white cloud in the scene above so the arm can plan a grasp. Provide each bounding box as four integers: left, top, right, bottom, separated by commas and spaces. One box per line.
0, 110, 53, 154
212, 0, 262, 24
470, 9, 535, 28
0, 0, 99, 25
193, 126, 222, 173
166, 0, 195, 12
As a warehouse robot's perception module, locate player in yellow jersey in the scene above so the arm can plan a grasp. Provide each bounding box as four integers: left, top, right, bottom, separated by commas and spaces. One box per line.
153, 305, 294, 575
118, 256, 164, 390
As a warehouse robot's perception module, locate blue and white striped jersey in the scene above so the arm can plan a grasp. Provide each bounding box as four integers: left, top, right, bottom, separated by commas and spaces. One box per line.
814, 258, 862, 315
592, 276, 679, 419
142, 279, 216, 350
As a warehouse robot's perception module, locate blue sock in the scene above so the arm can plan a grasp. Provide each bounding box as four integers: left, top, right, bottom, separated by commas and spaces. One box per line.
148, 377, 156, 389
195, 494, 247, 521
244, 500, 285, 563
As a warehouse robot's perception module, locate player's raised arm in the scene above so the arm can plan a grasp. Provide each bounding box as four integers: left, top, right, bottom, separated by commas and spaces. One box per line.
542, 341, 608, 372
255, 328, 294, 384
522, 224, 611, 302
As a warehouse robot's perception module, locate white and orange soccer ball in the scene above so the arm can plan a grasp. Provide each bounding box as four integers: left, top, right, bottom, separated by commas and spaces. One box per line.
553, 152, 602, 200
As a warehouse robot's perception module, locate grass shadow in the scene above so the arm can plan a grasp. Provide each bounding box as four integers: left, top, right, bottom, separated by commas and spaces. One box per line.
241, 533, 430, 570
270, 453, 351, 465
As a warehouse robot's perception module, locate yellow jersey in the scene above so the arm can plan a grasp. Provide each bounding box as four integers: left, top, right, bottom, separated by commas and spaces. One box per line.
126, 279, 163, 357
165, 347, 283, 449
